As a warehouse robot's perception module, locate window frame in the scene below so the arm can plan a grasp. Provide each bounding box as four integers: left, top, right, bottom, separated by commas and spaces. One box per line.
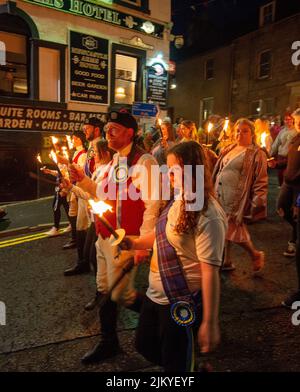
257, 49, 272, 80
110, 43, 146, 109
113, 0, 150, 14
259, 1, 276, 27
0, 30, 30, 98
205, 58, 214, 80
32, 39, 66, 103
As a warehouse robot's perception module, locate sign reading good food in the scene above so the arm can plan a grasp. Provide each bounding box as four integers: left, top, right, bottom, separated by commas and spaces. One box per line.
23, 0, 164, 38
70, 31, 109, 104
146, 63, 168, 108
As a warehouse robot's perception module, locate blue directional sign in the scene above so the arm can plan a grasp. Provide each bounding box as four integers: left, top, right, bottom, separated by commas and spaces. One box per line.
132, 102, 158, 117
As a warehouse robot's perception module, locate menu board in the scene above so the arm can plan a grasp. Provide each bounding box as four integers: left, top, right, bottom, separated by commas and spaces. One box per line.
70, 31, 109, 104
146, 63, 168, 108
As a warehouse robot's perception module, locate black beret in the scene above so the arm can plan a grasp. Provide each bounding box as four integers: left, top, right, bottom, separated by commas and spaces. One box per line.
107, 109, 138, 133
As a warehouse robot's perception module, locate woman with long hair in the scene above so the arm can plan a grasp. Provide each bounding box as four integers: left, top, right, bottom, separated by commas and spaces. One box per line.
151, 119, 175, 165
179, 120, 200, 143
213, 118, 268, 273
121, 141, 227, 372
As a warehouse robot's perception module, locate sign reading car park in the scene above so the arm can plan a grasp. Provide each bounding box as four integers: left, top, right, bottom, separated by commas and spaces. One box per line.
132, 102, 158, 117
69, 31, 109, 104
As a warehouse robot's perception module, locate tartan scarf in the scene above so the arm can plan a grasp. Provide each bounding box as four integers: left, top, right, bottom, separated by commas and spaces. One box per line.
156, 200, 194, 305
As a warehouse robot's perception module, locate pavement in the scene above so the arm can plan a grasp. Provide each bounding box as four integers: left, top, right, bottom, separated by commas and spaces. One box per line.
0, 171, 300, 372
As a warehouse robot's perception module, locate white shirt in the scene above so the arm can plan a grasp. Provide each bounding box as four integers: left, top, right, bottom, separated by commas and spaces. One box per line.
270, 127, 298, 157
147, 197, 227, 305
96, 143, 161, 236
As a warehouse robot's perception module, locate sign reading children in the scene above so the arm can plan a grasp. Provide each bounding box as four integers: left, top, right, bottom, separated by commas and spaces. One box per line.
70, 31, 109, 104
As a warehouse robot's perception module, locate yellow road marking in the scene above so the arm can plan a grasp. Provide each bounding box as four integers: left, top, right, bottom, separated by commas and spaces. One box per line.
0, 231, 50, 245
0, 230, 65, 249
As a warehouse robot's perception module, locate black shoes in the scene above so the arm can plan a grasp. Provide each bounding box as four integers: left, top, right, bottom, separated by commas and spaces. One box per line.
62, 239, 77, 250
64, 263, 90, 276
81, 338, 121, 364
84, 292, 104, 311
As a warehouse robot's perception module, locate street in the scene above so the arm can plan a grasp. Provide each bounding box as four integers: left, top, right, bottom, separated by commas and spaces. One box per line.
0, 172, 300, 372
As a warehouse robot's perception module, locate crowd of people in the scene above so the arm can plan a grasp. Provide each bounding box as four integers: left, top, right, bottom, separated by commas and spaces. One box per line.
41, 108, 300, 372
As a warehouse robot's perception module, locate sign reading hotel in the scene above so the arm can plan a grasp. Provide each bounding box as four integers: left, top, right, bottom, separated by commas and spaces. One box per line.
70, 31, 109, 104
146, 63, 168, 108
23, 0, 164, 38
0, 104, 106, 132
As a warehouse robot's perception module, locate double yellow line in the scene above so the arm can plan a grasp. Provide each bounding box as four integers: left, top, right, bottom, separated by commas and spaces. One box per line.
0, 229, 64, 249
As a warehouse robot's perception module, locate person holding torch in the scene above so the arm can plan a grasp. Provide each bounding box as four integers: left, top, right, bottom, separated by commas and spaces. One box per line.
68, 109, 160, 363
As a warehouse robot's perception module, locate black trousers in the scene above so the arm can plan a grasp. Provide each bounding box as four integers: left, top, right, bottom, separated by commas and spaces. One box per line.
277, 183, 297, 243
83, 222, 97, 273
136, 295, 202, 372
296, 207, 300, 289
52, 193, 69, 229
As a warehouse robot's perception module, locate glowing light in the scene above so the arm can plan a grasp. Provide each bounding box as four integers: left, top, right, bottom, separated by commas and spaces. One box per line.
49, 149, 58, 164
66, 135, 74, 150
207, 122, 213, 133
62, 146, 69, 161
260, 132, 267, 148
115, 87, 126, 98
158, 118, 162, 126
51, 136, 59, 146
141, 21, 155, 34
223, 119, 229, 131
37, 153, 42, 164
88, 200, 113, 217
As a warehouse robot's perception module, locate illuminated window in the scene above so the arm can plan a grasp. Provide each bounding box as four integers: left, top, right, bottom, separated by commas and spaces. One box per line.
114, 54, 137, 105
0, 31, 28, 96
260, 2, 276, 27
258, 50, 272, 79
201, 97, 214, 123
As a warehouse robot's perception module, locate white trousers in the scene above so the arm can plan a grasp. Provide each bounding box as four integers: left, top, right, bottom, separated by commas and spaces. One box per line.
95, 235, 137, 306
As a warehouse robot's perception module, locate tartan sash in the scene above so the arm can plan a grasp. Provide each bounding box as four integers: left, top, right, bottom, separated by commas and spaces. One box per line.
156, 200, 194, 305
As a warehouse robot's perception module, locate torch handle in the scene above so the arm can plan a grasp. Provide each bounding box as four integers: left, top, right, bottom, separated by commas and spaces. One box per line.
99, 215, 119, 240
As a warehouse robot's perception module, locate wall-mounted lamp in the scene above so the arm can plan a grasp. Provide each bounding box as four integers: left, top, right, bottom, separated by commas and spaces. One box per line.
115, 87, 126, 98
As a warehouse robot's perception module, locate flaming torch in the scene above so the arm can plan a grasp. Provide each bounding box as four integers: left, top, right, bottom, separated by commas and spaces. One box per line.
260, 132, 267, 149
49, 149, 63, 177
88, 200, 126, 246
66, 135, 74, 150
207, 122, 213, 145
37, 153, 42, 164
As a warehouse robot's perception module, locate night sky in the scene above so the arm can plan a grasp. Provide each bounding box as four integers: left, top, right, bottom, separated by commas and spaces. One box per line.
170, 0, 300, 61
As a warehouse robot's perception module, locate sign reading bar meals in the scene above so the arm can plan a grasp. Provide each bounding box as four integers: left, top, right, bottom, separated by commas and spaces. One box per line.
0, 104, 106, 132
70, 31, 109, 104
23, 0, 165, 39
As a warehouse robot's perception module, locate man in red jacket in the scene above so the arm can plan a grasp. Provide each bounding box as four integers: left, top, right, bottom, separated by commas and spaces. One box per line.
68, 110, 160, 363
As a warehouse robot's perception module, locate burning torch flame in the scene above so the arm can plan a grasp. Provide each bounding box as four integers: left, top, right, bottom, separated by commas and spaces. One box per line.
88, 200, 113, 217
223, 119, 229, 131
51, 136, 59, 146
37, 153, 42, 164
62, 146, 69, 161
49, 149, 58, 164
158, 118, 162, 126
66, 135, 74, 150
207, 122, 213, 133
260, 132, 267, 148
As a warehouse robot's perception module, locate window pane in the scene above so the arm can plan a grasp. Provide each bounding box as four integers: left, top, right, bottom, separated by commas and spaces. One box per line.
115, 54, 137, 104
259, 51, 271, 78
205, 59, 214, 80
0, 31, 28, 95
39, 47, 60, 102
